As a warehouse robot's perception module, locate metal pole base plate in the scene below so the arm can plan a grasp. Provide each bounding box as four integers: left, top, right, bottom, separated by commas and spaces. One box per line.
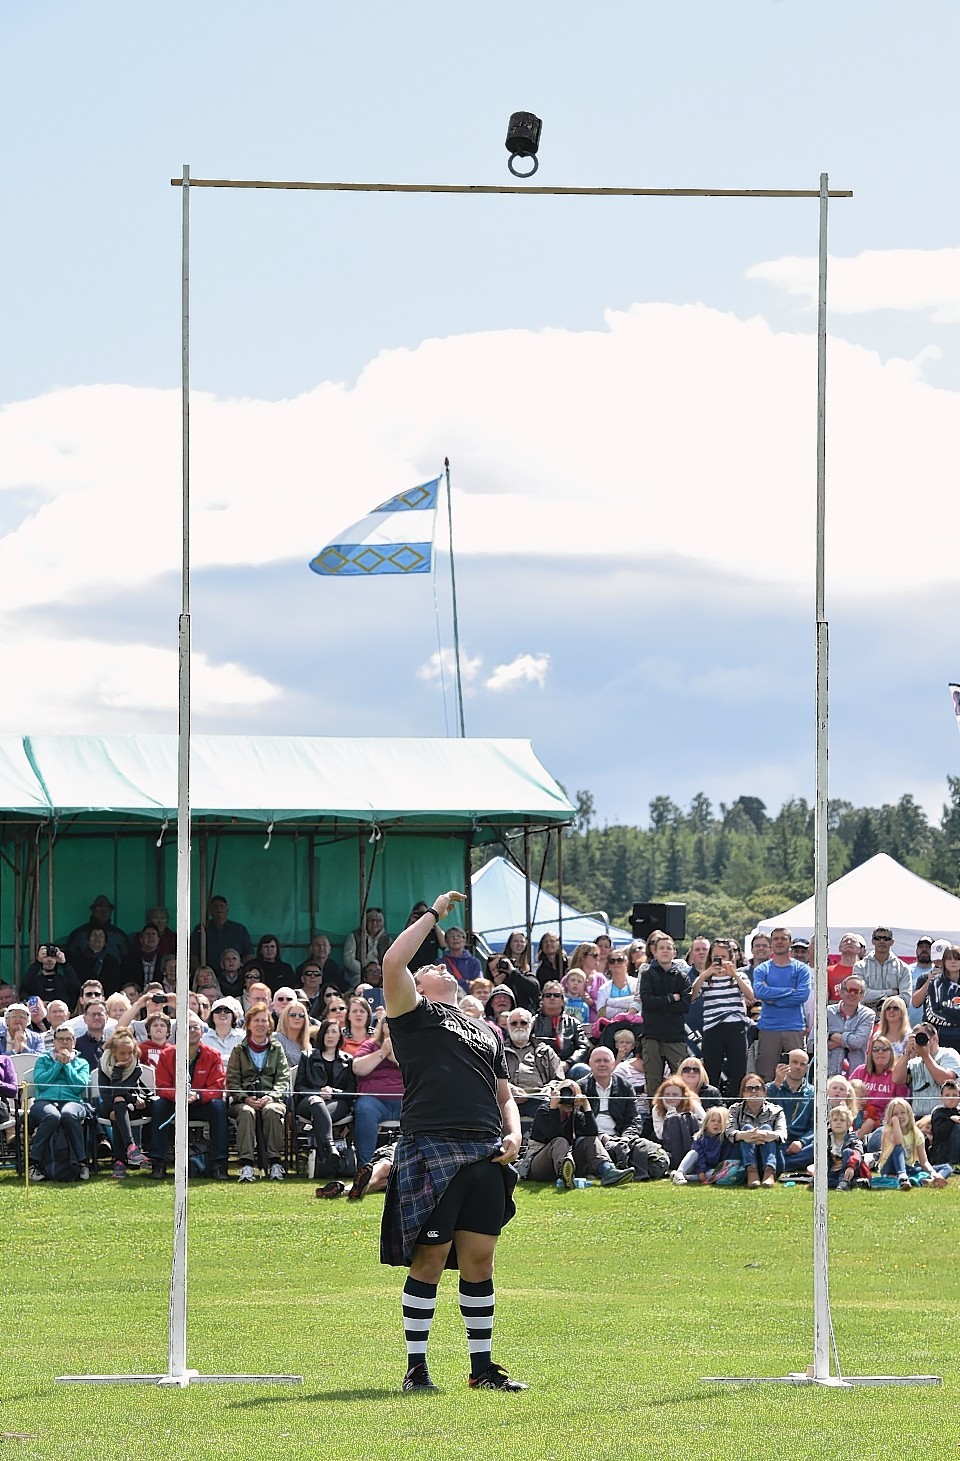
57, 1373, 303, 1387
704, 1374, 941, 1388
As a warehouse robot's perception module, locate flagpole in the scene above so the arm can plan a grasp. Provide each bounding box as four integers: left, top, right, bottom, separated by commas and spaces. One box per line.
445, 458, 466, 738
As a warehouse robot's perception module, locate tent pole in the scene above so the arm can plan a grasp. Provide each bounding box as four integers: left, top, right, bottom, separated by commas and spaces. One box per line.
556, 827, 564, 953
523, 825, 532, 957
13, 830, 22, 986
47, 822, 55, 943
198, 830, 208, 968
308, 831, 316, 939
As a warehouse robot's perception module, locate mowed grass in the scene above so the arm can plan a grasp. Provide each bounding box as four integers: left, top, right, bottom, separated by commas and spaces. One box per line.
0, 1169, 955, 1461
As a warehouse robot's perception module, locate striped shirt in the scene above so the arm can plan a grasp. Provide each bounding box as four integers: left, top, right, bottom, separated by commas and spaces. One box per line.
700, 976, 748, 1031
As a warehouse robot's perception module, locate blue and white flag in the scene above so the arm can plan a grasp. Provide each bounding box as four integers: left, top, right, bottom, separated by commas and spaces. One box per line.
309, 478, 440, 577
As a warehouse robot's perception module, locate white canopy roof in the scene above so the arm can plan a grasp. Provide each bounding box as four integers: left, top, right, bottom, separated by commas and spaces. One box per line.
752, 853, 960, 956
471, 855, 633, 951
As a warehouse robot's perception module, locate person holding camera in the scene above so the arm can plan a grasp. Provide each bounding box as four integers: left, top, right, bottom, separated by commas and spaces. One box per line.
518, 1079, 620, 1186
492, 956, 540, 1014
20, 943, 81, 1012
891, 1022, 960, 1128
115, 984, 178, 1042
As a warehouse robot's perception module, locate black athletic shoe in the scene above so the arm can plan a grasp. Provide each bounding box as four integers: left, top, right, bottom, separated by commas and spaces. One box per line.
468, 1363, 528, 1391
559, 1155, 575, 1190
347, 1161, 373, 1201
150, 1160, 167, 1180
402, 1362, 437, 1393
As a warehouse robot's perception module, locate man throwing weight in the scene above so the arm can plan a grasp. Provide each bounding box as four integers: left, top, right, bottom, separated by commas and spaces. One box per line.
380, 890, 526, 1394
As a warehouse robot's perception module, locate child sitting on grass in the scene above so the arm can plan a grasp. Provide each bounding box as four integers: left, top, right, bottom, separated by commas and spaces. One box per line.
673, 1105, 732, 1186
928, 1080, 960, 1170
877, 1097, 949, 1190
825, 1105, 866, 1190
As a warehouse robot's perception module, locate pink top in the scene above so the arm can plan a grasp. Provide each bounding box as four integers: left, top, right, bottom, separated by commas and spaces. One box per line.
849, 1065, 908, 1119
354, 1037, 404, 1096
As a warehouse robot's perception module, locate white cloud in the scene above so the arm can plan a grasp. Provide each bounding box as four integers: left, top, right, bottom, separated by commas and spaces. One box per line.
0, 627, 279, 732
484, 653, 550, 693
747, 247, 960, 323
416, 647, 483, 687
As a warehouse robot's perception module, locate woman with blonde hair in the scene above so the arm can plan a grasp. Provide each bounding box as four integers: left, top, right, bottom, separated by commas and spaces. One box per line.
871, 996, 911, 1057
276, 999, 312, 1070
191, 964, 222, 999
877, 1096, 948, 1189
565, 942, 603, 1022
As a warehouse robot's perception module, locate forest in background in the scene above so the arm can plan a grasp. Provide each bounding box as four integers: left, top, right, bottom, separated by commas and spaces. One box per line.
475, 777, 960, 946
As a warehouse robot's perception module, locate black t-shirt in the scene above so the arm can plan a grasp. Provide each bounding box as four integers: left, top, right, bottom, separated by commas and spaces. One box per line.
389, 997, 507, 1138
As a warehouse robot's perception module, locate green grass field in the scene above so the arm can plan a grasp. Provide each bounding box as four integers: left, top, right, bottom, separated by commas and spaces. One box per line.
1, 1170, 954, 1461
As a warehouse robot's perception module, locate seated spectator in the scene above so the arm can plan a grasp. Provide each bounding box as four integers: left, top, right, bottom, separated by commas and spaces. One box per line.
602, 1024, 640, 1063
0, 1002, 45, 1055
351, 1011, 404, 1166
403, 904, 445, 969
192, 991, 212, 1025
297, 962, 325, 1010
20, 943, 81, 1012
294, 1018, 356, 1173
242, 977, 273, 1013
826, 975, 874, 1076
439, 927, 482, 994
0, 1050, 16, 1135
310, 986, 348, 1024
138, 1012, 172, 1069
226, 1003, 289, 1181
519, 1079, 632, 1186
118, 986, 176, 1041
727, 1075, 787, 1187
190, 894, 253, 973
826, 1074, 859, 1125
96, 1028, 150, 1178
849, 1038, 909, 1140
579, 1045, 666, 1182
562, 969, 591, 1026
0, 983, 16, 1016
142, 905, 176, 958
66, 979, 108, 1035
105, 992, 131, 1025
192, 965, 222, 1000
355, 961, 386, 1013
483, 985, 515, 1035
877, 1096, 948, 1189
65, 894, 129, 966
296, 934, 348, 993
824, 1105, 867, 1190
639, 935, 693, 1098
928, 1080, 960, 1169
677, 1055, 722, 1109
650, 1076, 704, 1172
893, 1023, 960, 1127
41, 1000, 70, 1050
73, 927, 123, 997
766, 1048, 814, 1172
123, 923, 165, 990
28, 1025, 91, 1182
151, 1015, 230, 1181
276, 1000, 312, 1070
595, 949, 639, 1023
202, 997, 245, 1061
76, 1001, 111, 1072
27, 994, 49, 1040
532, 981, 589, 1076
271, 986, 298, 1021
534, 931, 568, 989
158, 955, 178, 992
343, 908, 391, 987
218, 948, 246, 1002
502, 1008, 563, 1127
503, 930, 531, 973
613, 1043, 648, 1123
672, 1106, 733, 1186
871, 996, 911, 1058
341, 996, 375, 1055
248, 934, 297, 996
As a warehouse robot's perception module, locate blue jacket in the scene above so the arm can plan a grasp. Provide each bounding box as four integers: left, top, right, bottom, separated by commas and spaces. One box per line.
752, 959, 810, 1031
765, 1077, 814, 1142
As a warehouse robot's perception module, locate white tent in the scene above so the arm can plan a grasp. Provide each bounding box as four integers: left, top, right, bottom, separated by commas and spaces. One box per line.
752, 852, 960, 956
470, 855, 633, 951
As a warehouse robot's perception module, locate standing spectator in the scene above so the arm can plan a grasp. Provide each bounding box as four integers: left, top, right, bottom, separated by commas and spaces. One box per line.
534, 932, 568, 988
830, 933, 864, 1003
65, 894, 129, 966
916, 944, 960, 1049
190, 895, 253, 972
908, 937, 936, 1027
491, 956, 539, 1014
751, 927, 811, 1083
595, 951, 638, 1023
403, 905, 446, 969
343, 908, 391, 987
826, 975, 874, 1076
28, 1025, 91, 1182
503, 930, 530, 974
638, 935, 692, 1098
594, 933, 613, 978
747, 933, 771, 972
766, 1048, 815, 1172
20, 944, 81, 1012
690, 938, 754, 1096
152, 1015, 230, 1180
855, 927, 911, 1013
226, 1003, 289, 1181
296, 934, 348, 993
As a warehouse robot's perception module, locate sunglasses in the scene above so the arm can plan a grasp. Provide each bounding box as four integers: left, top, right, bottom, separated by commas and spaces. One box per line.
744, 1085, 764, 1092
275, 996, 293, 1003
680, 1066, 700, 1073
328, 1006, 347, 1013
508, 1021, 531, 1029
288, 1011, 306, 1019
608, 956, 628, 964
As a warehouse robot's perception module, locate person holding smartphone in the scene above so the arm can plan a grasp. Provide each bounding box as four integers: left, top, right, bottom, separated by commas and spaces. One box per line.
689, 940, 753, 1097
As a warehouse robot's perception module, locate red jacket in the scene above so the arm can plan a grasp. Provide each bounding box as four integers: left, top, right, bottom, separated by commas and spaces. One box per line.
155, 1041, 225, 1103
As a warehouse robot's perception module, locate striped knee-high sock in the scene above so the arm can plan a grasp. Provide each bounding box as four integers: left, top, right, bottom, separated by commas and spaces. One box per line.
402, 1277, 438, 1369
459, 1278, 495, 1377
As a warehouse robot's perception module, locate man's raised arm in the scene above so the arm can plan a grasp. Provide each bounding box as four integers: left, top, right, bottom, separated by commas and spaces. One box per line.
382, 890, 465, 1017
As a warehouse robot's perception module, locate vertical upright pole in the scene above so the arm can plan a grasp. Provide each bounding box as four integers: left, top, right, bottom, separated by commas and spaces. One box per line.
812, 171, 832, 1383
444, 459, 466, 737
47, 822, 55, 942
523, 825, 532, 958
168, 161, 192, 1385
556, 827, 564, 954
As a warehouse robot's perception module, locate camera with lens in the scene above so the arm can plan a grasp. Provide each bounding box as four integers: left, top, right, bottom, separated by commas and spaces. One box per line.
45, 944, 61, 959
558, 1085, 577, 1105
497, 958, 511, 974
914, 1030, 930, 1047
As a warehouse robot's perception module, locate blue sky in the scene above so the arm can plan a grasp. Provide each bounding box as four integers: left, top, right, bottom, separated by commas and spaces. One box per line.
1, 1, 959, 827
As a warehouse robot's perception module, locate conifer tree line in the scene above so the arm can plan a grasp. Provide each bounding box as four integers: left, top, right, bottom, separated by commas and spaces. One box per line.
478, 778, 960, 947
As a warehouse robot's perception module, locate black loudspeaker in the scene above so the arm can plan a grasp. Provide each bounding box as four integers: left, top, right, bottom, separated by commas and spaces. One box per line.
631, 901, 686, 943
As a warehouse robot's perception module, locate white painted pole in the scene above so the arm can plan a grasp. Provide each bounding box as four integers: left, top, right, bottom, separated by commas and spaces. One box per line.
811, 170, 832, 1383
167, 160, 193, 1386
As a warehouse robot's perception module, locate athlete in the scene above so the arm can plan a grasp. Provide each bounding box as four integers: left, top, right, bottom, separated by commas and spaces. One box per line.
380, 889, 527, 1394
